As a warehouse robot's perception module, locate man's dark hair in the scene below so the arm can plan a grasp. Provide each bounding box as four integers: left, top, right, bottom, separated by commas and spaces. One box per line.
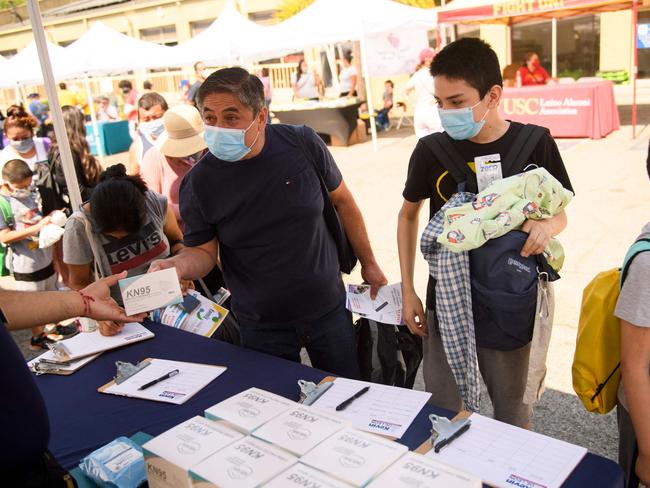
343, 52, 353, 64
143, 80, 153, 90
58, 82, 67, 90
2, 159, 32, 184
118, 80, 132, 91
91, 164, 148, 235
430, 38, 502, 98
197, 67, 264, 116
137, 92, 169, 112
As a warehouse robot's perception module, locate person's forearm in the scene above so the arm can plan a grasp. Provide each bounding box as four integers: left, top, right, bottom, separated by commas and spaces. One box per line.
166, 247, 216, 280
621, 320, 650, 457
1, 290, 83, 330
0, 225, 41, 244
543, 209, 567, 236
335, 199, 377, 267
397, 211, 419, 292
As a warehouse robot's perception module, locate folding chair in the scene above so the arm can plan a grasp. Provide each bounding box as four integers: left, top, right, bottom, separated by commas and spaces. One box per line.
392, 101, 413, 130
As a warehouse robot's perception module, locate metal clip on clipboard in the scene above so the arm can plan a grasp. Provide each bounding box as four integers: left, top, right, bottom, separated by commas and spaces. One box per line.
429, 414, 472, 453
114, 360, 150, 384
298, 379, 333, 406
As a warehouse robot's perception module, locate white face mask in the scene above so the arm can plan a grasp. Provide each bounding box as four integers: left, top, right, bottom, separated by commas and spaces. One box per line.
139, 118, 165, 139
9, 184, 36, 199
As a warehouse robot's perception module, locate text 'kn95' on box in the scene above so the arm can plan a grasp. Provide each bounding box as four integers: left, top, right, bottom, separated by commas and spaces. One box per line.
264, 463, 354, 488
189, 436, 297, 488
143, 415, 244, 488
300, 428, 408, 487
366, 451, 482, 488
204, 387, 295, 434
252, 404, 348, 456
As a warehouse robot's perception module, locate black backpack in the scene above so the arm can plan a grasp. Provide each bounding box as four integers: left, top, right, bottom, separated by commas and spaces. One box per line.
421, 124, 558, 351
36, 153, 67, 216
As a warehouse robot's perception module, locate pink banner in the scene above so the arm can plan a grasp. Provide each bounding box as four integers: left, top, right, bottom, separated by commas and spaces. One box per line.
499, 80, 620, 139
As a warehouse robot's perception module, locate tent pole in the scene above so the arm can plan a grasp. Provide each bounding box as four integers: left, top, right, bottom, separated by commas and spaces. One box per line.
551, 18, 558, 78
360, 24, 378, 152
14, 83, 21, 105
632, 0, 639, 139
84, 74, 105, 162
26, 0, 83, 211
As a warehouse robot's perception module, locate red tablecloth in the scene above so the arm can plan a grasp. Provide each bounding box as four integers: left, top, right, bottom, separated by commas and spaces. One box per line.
500, 81, 620, 139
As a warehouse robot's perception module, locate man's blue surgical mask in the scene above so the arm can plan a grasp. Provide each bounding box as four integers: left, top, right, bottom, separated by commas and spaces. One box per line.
438, 99, 489, 141
204, 119, 260, 162
10, 137, 34, 153
139, 118, 165, 139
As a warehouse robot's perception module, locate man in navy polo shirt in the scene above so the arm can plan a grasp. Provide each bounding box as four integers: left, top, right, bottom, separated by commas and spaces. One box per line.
150, 67, 386, 378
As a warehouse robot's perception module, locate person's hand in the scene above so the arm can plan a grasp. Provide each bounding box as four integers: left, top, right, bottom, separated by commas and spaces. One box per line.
636, 453, 650, 486
148, 258, 178, 275
402, 288, 427, 337
79, 271, 147, 323
36, 215, 52, 229
520, 219, 552, 257
98, 320, 123, 336
180, 279, 194, 295
361, 262, 388, 300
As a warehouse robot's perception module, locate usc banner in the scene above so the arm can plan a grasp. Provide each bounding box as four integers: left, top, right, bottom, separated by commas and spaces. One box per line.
498, 81, 619, 139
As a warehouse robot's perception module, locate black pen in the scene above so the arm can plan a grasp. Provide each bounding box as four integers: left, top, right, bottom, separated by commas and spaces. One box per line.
138, 369, 180, 391
434, 422, 471, 453
336, 386, 370, 411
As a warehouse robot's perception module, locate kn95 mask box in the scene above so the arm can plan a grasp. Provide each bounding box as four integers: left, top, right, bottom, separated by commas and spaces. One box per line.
119, 268, 183, 316
143, 416, 244, 488
204, 387, 295, 434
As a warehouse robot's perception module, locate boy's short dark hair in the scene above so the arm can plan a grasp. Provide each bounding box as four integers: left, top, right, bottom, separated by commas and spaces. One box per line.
430, 38, 503, 99
2, 159, 33, 184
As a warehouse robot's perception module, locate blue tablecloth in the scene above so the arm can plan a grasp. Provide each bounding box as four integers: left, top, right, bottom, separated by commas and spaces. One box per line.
35, 322, 623, 487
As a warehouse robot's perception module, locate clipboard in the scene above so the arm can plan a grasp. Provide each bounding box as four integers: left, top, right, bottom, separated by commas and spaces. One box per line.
415, 411, 472, 455
313, 376, 406, 441
98, 357, 227, 405
28, 352, 101, 376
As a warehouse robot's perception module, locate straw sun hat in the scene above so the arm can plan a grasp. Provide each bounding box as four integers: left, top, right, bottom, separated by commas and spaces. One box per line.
155, 104, 207, 158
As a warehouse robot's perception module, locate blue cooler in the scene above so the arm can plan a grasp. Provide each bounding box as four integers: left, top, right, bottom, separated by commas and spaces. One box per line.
85, 120, 132, 156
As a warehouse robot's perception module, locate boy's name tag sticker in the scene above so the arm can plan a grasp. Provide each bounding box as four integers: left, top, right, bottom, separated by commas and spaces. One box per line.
475, 153, 503, 193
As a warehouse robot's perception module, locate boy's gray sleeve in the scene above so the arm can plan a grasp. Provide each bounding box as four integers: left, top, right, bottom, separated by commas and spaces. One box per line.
62, 217, 94, 265
615, 252, 650, 327
0, 211, 7, 231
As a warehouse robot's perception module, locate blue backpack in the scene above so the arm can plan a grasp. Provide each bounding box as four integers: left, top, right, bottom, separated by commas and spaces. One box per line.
422, 125, 553, 350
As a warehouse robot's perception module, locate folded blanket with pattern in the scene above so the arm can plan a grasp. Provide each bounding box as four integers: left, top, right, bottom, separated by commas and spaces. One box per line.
437, 167, 573, 271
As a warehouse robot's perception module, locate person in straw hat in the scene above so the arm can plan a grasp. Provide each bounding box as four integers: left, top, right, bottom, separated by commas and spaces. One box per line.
141, 104, 207, 230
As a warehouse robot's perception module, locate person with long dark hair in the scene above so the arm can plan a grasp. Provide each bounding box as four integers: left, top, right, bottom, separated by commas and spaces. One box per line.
48, 105, 102, 211
63, 164, 186, 336
292, 59, 320, 101
518, 52, 550, 86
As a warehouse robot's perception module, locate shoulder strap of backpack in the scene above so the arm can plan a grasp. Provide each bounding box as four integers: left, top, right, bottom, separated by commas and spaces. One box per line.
0, 196, 14, 230
502, 124, 547, 175
621, 237, 650, 286
421, 132, 477, 193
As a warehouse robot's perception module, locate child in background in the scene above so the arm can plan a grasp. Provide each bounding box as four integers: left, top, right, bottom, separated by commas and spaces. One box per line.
0, 159, 74, 349
376, 80, 394, 131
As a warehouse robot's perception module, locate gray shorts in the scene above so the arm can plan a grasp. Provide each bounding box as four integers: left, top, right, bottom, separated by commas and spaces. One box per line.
423, 312, 533, 427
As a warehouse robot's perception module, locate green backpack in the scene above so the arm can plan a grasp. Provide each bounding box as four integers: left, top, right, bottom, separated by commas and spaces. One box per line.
0, 196, 14, 277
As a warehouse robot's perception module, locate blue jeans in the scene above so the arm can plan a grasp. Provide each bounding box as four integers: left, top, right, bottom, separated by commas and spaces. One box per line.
238, 302, 360, 379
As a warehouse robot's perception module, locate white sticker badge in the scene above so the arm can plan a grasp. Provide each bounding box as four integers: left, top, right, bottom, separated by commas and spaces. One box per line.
475, 153, 503, 193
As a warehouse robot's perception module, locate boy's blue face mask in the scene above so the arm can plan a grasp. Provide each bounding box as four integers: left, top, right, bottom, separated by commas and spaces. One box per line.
203, 119, 260, 162
438, 98, 490, 141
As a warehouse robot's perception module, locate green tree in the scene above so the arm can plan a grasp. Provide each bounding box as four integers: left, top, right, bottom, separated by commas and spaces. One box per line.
275, 0, 437, 21
0, 0, 26, 23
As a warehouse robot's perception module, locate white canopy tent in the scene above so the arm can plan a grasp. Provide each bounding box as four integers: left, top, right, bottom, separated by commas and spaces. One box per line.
168, 0, 269, 66
63, 22, 175, 75
250, 0, 438, 61
0, 40, 77, 87
250, 0, 438, 150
